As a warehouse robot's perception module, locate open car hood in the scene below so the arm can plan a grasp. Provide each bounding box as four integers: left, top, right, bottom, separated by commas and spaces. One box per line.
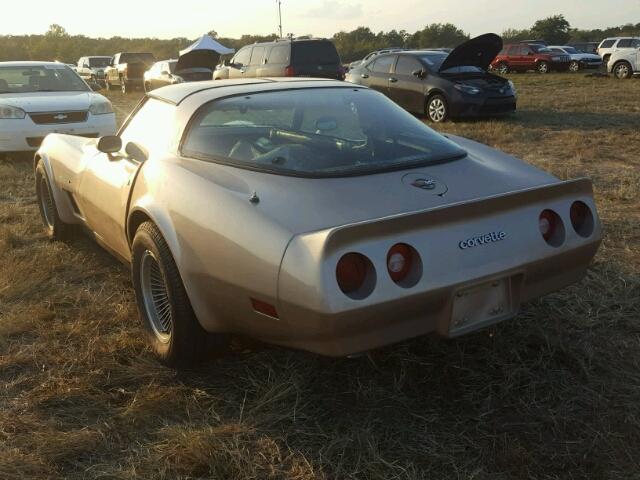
438, 33, 503, 72
176, 50, 220, 72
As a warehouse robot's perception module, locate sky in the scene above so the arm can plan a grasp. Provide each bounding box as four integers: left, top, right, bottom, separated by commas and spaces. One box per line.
3, 0, 639, 39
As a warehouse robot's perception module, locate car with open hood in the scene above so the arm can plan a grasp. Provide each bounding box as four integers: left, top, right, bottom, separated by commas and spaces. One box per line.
34, 78, 600, 366
143, 59, 214, 92
346, 33, 516, 122
0, 61, 116, 152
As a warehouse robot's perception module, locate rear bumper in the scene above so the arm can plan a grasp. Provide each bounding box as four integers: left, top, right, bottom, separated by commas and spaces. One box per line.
273, 179, 602, 356
0, 114, 116, 152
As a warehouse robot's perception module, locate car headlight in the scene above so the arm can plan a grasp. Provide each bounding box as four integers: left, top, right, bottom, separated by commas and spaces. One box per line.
454, 83, 481, 95
89, 98, 114, 115
0, 104, 26, 119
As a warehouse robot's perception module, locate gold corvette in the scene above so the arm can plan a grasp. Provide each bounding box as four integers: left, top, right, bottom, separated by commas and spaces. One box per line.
35, 78, 602, 366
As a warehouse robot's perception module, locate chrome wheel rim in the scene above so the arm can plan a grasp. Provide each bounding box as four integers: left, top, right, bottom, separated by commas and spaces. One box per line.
615, 64, 629, 78
499, 64, 508, 74
538, 63, 548, 73
428, 98, 446, 122
140, 250, 172, 343
39, 176, 54, 229
569, 62, 579, 72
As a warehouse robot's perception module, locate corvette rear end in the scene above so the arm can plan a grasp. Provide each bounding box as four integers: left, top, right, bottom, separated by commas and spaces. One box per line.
277, 179, 600, 356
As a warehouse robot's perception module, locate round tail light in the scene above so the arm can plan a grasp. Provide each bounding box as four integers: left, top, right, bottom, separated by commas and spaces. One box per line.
387, 243, 413, 283
336, 253, 370, 295
570, 201, 594, 237
539, 209, 565, 247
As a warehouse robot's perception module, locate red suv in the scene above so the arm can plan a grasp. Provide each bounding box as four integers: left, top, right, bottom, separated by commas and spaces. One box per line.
491, 43, 571, 74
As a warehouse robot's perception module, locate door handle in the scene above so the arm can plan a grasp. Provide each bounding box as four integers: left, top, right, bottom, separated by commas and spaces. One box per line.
389, 77, 398, 83
361, 73, 369, 78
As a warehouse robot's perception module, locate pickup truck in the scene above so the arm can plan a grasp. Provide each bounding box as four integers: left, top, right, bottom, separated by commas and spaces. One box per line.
104, 52, 156, 93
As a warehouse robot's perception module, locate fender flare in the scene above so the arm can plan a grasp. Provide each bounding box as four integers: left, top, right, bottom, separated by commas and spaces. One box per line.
33, 152, 78, 225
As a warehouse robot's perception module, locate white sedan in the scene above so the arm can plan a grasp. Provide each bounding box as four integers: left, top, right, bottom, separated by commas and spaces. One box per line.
0, 61, 116, 152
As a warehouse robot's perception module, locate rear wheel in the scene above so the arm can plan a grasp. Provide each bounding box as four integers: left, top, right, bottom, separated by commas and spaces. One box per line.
121, 78, 128, 94
569, 60, 580, 72
426, 94, 448, 123
35, 161, 76, 241
131, 221, 228, 367
613, 61, 632, 79
537, 61, 550, 74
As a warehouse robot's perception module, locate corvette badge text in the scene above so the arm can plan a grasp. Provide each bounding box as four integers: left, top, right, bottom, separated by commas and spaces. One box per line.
459, 231, 507, 250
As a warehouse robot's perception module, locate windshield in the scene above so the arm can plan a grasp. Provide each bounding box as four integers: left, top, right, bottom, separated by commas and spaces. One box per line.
182, 87, 466, 177
417, 53, 449, 71
89, 57, 111, 68
0, 65, 89, 94
291, 41, 340, 66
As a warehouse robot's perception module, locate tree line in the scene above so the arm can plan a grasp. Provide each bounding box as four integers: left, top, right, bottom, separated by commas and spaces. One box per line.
1, 16, 639, 65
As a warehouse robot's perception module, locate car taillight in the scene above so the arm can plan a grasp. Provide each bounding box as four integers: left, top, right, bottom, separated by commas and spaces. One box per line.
570, 201, 594, 237
387, 243, 413, 283
336, 252, 370, 295
284, 65, 295, 77
539, 209, 564, 246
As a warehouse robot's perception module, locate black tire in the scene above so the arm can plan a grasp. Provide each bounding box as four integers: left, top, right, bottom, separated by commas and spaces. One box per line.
35, 160, 76, 241
497, 62, 509, 75
131, 221, 228, 367
537, 61, 550, 74
613, 61, 632, 79
569, 60, 580, 72
426, 94, 448, 123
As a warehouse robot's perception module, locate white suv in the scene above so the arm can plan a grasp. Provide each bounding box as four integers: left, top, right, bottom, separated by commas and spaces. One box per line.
608, 46, 640, 79
597, 37, 640, 64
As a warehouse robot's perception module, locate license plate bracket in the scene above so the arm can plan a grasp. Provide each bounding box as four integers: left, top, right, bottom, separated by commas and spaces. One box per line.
450, 277, 514, 335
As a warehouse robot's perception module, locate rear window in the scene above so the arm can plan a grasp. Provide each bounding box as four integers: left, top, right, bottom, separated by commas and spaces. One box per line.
291, 41, 340, 66
268, 45, 289, 64
369, 55, 395, 73
599, 39, 615, 48
182, 88, 466, 177
120, 53, 155, 64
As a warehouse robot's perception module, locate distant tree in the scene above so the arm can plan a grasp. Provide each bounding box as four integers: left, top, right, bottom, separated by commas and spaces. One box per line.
46, 24, 69, 38
530, 15, 571, 44
501, 28, 531, 42
407, 23, 469, 49
207, 30, 218, 39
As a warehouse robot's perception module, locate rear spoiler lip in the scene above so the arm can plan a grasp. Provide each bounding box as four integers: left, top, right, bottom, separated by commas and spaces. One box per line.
321, 178, 594, 248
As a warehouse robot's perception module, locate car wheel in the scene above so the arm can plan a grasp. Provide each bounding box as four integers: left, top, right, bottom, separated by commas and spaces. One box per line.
569, 61, 580, 72
497, 62, 509, 75
35, 160, 76, 241
121, 79, 128, 94
613, 61, 632, 79
426, 94, 448, 123
131, 221, 228, 367
537, 61, 550, 74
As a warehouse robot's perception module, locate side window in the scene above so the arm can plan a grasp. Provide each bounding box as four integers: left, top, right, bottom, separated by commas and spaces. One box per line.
394, 56, 422, 75
518, 46, 530, 55
249, 46, 265, 65
268, 45, 289, 64
632, 39, 640, 48
600, 39, 615, 49
617, 39, 632, 48
233, 47, 252, 66
369, 55, 395, 73
550, 48, 563, 53
507, 46, 518, 55
119, 99, 177, 155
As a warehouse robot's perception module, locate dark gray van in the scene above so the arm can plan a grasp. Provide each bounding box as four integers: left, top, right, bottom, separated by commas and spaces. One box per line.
214, 38, 343, 80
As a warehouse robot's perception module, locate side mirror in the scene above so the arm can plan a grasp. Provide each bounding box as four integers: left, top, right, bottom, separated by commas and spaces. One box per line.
97, 135, 122, 154
412, 69, 426, 79
125, 142, 148, 162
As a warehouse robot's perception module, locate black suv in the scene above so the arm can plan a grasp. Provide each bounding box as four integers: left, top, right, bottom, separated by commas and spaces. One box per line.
214, 38, 343, 80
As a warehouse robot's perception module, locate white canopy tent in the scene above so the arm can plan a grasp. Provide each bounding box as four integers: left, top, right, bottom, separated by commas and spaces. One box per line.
179, 35, 235, 57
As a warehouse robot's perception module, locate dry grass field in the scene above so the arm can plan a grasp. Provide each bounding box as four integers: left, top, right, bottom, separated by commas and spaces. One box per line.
1, 74, 639, 479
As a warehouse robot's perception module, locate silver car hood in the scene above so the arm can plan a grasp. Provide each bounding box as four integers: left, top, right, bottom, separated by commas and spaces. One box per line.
176, 134, 558, 234
0, 91, 96, 112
